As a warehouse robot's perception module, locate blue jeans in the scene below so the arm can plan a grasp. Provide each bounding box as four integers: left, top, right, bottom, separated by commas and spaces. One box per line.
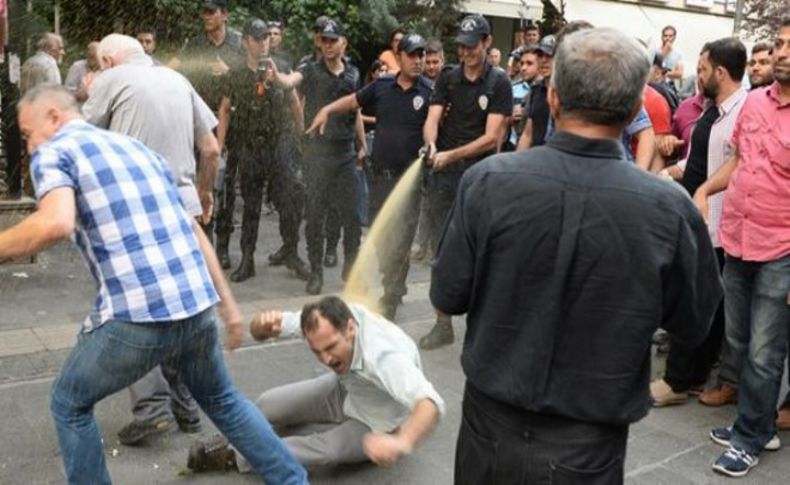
49, 308, 307, 485
726, 254, 790, 454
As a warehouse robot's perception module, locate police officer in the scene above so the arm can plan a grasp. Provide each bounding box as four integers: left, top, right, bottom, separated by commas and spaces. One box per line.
306, 34, 432, 319
269, 19, 365, 295
420, 14, 513, 349
215, 18, 309, 282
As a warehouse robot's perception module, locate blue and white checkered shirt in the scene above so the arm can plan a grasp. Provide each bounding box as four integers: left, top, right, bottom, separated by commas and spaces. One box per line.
31, 120, 219, 331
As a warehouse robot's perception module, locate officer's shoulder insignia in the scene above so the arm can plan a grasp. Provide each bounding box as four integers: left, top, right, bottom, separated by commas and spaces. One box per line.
413, 95, 424, 111
478, 94, 489, 111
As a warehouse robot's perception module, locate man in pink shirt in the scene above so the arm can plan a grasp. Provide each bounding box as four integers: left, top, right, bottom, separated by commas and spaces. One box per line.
694, 18, 790, 478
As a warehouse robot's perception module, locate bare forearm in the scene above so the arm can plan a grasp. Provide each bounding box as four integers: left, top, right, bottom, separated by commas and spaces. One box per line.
324, 93, 360, 117
445, 133, 497, 165
0, 213, 70, 260
197, 134, 220, 196
356, 110, 366, 152
396, 399, 440, 452
275, 72, 302, 91
517, 119, 533, 151
192, 220, 236, 308
217, 103, 230, 153
699, 156, 738, 197
635, 131, 656, 171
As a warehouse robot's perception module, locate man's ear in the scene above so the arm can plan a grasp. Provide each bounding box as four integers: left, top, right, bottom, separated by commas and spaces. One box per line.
345, 318, 356, 339
547, 85, 560, 120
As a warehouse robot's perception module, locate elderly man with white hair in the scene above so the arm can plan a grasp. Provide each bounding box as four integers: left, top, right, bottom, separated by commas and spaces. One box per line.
20, 32, 65, 93
83, 33, 221, 447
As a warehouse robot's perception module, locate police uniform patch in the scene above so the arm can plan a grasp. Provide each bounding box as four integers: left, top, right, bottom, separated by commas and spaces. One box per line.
460, 18, 477, 32
413, 95, 424, 111
478, 94, 488, 111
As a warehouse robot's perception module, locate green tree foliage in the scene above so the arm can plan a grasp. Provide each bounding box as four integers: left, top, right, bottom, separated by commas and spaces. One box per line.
13, 0, 464, 72
742, 0, 790, 41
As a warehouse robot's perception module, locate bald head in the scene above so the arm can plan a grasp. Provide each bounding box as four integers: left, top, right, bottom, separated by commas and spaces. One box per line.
18, 85, 81, 154
97, 33, 145, 69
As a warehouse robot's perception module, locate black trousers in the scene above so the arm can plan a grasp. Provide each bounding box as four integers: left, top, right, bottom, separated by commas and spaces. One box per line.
665, 248, 728, 392
369, 168, 421, 301
426, 170, 463, 253
456, 384, 628, 485
303, 145, 359, 269
215, 139, 303, 254
1, 50, 23, 196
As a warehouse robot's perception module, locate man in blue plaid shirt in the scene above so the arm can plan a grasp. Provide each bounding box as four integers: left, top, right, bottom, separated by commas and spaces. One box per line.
0, 85, 307, 485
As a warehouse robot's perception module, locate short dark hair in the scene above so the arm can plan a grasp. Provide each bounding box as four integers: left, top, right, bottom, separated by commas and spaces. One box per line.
703, 37, 747, 81
425, 39, 443, 56
662, 25, 677, 36
525, 24, 539, 33
389, 28, 405, 44
556, 20, 594, 48
300, 296, 353, 335
752, 41, 773, 56
783, 17, 790, 28
137, 26, 157, 39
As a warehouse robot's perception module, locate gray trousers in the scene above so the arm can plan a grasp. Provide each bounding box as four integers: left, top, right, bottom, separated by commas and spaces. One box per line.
129, 364, 199, 422
236, 373, 371, 470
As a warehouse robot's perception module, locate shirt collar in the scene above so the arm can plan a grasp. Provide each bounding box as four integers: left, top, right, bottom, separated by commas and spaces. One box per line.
320, 59, 349, 78
766, 81, 790, 108
391, 72, 419, 92
459, 61, 491, 85
349, 319, 364, 372
718, 87, 747, 116
547, 130, 626, 159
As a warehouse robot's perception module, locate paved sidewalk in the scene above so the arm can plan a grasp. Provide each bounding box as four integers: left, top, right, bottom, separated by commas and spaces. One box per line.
1, 212, 788, 484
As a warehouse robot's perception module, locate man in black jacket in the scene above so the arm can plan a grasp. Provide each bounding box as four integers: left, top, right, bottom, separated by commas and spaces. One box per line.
432, 28, 722, 484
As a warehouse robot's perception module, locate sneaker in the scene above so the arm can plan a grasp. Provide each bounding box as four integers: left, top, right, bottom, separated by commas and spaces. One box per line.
712, 446, 759, 478
117, 416, 174, 446
187, 434, 237, 473
699, 382, 737, 407
777, 402, 790, 431
650, 378, 688, 407
710, 427, 781, 451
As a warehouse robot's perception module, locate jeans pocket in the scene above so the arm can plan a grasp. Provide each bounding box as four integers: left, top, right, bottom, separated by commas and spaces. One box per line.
455, 414, 498, 485
550, 456, 623, 485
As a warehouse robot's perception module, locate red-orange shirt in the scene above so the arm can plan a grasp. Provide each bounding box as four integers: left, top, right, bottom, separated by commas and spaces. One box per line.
378, 50, 399, 74
644, 85, 672, 135
719, 82, 790, 262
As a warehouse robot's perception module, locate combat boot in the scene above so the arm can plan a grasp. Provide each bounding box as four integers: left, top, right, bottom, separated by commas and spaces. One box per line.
268, 245, 288, 266
306, 268, 323, 295
285, 253, 311, 281
230, 252, 255, 282
215, 234, 231, 270
419, 315, 454, 350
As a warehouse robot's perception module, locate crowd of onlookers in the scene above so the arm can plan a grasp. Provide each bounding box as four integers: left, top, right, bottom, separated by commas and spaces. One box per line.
0, 0, 788, 481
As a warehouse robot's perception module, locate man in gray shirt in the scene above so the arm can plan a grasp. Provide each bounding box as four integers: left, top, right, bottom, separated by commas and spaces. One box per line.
188, 296, 444, 472
82, 33, 221, 445
20, 32, 64, 93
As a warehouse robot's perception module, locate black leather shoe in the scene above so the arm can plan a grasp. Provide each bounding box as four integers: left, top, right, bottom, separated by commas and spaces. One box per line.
268, 246, 288, 266
230, 254, 255, 282
419, 319, 454, 350
285, 254, 311, 281
324, 250, 338, 268
118, 416, 174, 446
306, 270, 323, 295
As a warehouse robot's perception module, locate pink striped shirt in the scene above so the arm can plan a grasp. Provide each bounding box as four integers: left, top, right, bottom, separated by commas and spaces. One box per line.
719, 83, 790, 262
